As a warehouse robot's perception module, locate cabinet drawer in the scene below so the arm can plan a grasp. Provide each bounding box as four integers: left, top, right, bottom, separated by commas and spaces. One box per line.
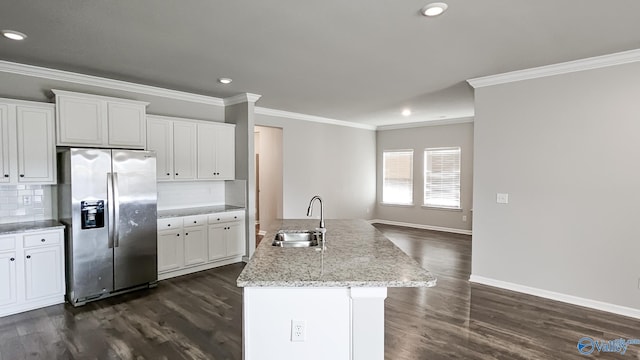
23, 231, 61, 248
157, 217, 183, 230
0, 236, 16, 251
208, 211, 244, 224
183, 215, 208, 227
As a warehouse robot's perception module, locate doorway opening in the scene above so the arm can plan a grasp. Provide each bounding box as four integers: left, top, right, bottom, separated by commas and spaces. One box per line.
254, 126, 283, 246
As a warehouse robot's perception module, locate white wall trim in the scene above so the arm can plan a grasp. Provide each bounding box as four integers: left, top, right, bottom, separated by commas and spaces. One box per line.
467, 48, 640, 88
255, 106, 377, 131
469, 275, 640, 320
0, 60, 226, 106
377, 117, 474, 131
224, 93, 262, 105
369, 219, 472, 235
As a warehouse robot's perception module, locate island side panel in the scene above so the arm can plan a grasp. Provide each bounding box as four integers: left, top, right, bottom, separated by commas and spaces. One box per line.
350, 288, 387, 360
243, 287, 350, 360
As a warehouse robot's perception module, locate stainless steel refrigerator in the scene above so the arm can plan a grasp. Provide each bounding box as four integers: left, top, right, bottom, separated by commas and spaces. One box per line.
58, 148, 158, 306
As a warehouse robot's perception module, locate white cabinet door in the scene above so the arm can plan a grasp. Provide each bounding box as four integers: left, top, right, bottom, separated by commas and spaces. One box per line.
56, 95, 105, 146
196, 123, 217, 179
197, 123, 235, 180
0, 251, 17, 307
226, 221, 245, 257
24, 246, 63, 301
158, 230, 184, 272
147, 118, 173, 180
172, 121, 197, 180
107, 102, 146, 148
216, 125, 235, 180
16, 105, 55, 184
183, 226, 207, 266
0, 104, 9, 183
208, 224, 227, 260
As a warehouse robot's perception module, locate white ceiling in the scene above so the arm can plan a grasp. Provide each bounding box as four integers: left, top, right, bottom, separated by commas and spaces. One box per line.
1, 0, 640, 126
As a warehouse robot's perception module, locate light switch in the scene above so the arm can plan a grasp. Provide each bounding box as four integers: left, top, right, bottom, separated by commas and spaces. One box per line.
496, 193, 509, 204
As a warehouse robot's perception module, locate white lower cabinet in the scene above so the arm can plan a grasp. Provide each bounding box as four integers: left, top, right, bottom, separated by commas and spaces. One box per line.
0, 250, 17, 308
157, 211, 245, 280
24, 245, 63, 301
184, 225, 207, 266
158, 229, 183, 273
207, 224, 227, 260
208, 221, 246, 260
0, 229, 65, 318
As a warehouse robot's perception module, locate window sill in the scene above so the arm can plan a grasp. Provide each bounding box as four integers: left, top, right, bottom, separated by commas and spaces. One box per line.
421, 205, 462, 212
379, 202, 414, 208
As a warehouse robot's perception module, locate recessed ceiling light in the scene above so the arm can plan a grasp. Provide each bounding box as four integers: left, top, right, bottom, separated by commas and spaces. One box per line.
402, 109, 412, 117
421, 2, 448, 17
218, 77, 233, 84
1, 30, 27, 41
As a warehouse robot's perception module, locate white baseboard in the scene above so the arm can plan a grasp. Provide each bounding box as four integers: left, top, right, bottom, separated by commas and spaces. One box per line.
257, 230, 267, 236
469, 275, 640, 320
369, 219, 472, 235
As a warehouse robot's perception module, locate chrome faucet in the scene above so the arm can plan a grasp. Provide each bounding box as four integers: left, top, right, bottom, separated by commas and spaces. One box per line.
306, 195, 326, 249
306, 195, 325, 228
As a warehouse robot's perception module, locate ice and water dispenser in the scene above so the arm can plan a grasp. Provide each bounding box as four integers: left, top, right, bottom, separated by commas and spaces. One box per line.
80, 200, 105, 229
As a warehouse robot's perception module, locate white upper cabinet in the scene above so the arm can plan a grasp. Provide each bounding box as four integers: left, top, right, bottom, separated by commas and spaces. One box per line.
53, 90, 148, 149
146, 117, 174, 180
107, 102, 146, 147
172, 121, 197, 180
55, 94, 104, 146
215, 125, 235, 179
0, 99, 56, 185
146, 115, 234, 182
0, 104, 9, 184
16, 105, 56, 183
197, 122, 235, 180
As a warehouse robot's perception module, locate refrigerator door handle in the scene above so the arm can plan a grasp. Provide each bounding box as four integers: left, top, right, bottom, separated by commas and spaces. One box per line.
107, 172, 114, 249
113, 172, 120, 248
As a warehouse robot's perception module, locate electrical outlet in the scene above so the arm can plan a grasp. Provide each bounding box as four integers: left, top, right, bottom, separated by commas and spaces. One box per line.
291, 320, 305, 342
462, 215, 467, 222
23, 196, 31, 206
496, 193, 509, 204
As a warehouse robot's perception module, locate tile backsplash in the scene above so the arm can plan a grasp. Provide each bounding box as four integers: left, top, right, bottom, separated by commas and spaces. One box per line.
157, 181, 225, 210
0, 185, 54, 224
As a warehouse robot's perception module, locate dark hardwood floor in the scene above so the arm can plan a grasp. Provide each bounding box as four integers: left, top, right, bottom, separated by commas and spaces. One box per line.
375, 224, 640, 360
1, 224, 639, 359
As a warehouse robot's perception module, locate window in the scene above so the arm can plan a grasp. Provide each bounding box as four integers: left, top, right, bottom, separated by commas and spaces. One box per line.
382, 150, 413, 205
424, 147, 461, 209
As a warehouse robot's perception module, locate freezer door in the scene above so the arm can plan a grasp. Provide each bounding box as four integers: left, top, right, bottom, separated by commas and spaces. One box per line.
112, 150, 158, 290
68, 148, 114, 301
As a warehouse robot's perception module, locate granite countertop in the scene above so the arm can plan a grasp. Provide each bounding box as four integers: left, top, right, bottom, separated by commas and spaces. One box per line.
237, 219, 437, 288
0, 220, 65, 235
157, 205, 245, 218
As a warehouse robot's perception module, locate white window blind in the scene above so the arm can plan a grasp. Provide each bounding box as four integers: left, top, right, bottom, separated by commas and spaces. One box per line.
424, 147, 461, 209
382, 150, 413, 205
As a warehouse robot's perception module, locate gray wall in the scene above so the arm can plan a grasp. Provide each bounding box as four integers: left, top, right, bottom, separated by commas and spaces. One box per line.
255, 114, 376, 220
375, 123, 474, 232
472, 61, 640, 310
226, 101, 257, 257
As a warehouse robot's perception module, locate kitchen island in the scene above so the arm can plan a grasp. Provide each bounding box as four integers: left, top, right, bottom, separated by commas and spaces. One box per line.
237, 219, 436, 360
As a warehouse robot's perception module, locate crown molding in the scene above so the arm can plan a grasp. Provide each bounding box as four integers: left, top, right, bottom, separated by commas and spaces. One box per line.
467, 48, 640, 88
0, 60, 226, 106
224, 93, 262, 106
377, 117, 474, 131
254, 107, 377, 130
51, 89, 150, 106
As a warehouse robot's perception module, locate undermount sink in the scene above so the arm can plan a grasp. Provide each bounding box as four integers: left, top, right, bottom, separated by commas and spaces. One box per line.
272, 230, 320, 247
